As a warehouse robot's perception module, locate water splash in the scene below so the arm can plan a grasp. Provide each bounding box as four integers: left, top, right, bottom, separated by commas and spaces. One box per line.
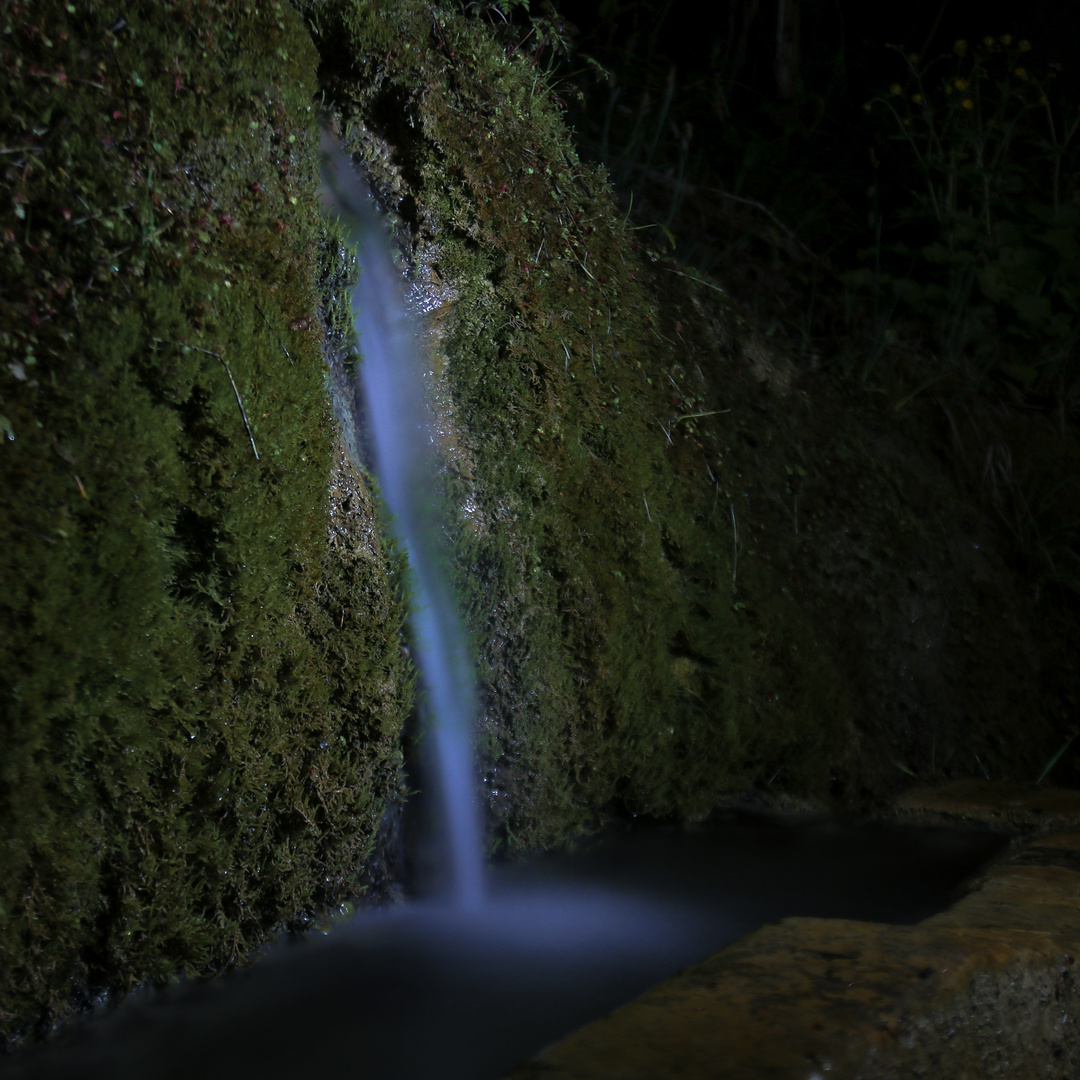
319, 131, 485, 909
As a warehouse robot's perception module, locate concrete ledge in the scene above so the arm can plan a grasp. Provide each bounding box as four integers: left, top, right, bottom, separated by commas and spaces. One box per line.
505, 784, 1080, 1079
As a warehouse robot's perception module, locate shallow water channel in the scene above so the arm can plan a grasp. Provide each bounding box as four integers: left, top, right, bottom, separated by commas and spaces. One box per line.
3, 809, 1005, 1080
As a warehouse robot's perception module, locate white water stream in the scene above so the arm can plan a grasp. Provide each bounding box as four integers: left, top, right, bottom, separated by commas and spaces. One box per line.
318, 131, 486, 909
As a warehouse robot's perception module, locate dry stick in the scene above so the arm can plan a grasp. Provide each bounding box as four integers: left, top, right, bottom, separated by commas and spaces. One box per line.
154, 338, 259, 461
730, 502, 738, 589
682, 184, 821, 265
648, 413, 673, 444
663, 265, 725, 295
217, 356, 261, 462
671, 409, 727, 426
915, 0, 951, 69
254, 302, 294, 365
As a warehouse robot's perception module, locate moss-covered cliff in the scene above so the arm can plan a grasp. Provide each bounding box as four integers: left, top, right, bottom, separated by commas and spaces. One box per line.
3, 0, 1075, 1048
0, 0, 410, 1040
305, 0, 1070, 852
302, 0, 864, 857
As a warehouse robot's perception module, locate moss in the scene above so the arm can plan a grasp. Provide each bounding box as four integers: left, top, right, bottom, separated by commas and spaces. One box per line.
5, 0, 1060, 1047
302, 0, 1066, 851
0, 0, 410, 1041
296, 0, 856, 852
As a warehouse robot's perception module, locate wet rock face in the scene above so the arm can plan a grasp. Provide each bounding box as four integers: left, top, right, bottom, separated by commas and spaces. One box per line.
4, 0, 1076, 1047
507, 916, 1080, 1080
309, 5, 855, 852
721, 386, 1060, 805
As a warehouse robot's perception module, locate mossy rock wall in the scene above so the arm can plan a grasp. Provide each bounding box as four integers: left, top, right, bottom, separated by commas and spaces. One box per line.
0, 0, 410, 1040
305, 0, 857, 854
3, 0, 1073, 1048
305, 0, 1068, 844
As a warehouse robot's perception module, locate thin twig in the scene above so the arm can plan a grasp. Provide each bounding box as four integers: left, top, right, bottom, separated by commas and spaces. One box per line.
716, 189, 818, 261
217, 356, 260, 462
1037, 731, 1078, 785
255, 302, 293, 364
730, 502, 738, 589
663, 266, 726, 294
647, 412, 672, 444
154, 338, 259, 461
671, 409, 727, 426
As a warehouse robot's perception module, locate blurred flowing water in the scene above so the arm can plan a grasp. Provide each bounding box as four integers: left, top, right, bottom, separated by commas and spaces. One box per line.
0, 137, 1009, 1080
319, 131, 486, 909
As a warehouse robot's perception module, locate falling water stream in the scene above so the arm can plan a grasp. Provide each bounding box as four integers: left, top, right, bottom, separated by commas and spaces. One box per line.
318, 131, 486, 909
0, 136, 1009, 1080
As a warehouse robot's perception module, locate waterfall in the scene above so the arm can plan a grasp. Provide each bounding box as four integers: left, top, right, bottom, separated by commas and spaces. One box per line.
319, 130, 485, 909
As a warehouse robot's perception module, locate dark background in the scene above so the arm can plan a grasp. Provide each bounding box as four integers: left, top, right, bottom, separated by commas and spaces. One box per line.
543, 0, 1080, 269
557, 0, 1080, 100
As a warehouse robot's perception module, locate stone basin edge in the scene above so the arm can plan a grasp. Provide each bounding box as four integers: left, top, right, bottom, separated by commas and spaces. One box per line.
502, 779, 1080, 1080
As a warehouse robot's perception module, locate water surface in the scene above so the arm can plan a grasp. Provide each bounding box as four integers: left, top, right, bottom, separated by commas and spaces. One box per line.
1, 810, 1005, 1080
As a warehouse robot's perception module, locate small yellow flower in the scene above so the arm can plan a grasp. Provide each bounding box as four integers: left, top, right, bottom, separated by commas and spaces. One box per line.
954, 39, 968, 55
1019, 40, 1032, 52
1001, 34, 1013, 45
912, 93, 923, 104
889, 83, 903, 96
955, 78, 968, 90
1014, 67, 1027, 80
908, 53, 920, 63
962, 98, 975, 110
1040, 94, 1049, 104
862, 100, 873, 111
983, 35, 995, 47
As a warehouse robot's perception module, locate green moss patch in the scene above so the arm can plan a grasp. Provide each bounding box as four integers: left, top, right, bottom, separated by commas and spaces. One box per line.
0, 0, 409, 1041
5, 0, 1067, 1047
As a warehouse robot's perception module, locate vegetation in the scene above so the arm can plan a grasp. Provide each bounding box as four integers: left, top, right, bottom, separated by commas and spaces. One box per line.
857, 37, 1079, 395
3, 0, 1078, 1049
300, 0, 859, 854
558, 2, 1079, 759
0, 0, 410, 1042
561, 7, 1079, 604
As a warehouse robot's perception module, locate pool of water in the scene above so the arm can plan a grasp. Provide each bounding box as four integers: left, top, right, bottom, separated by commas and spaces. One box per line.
1, 809, 1006, 1080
